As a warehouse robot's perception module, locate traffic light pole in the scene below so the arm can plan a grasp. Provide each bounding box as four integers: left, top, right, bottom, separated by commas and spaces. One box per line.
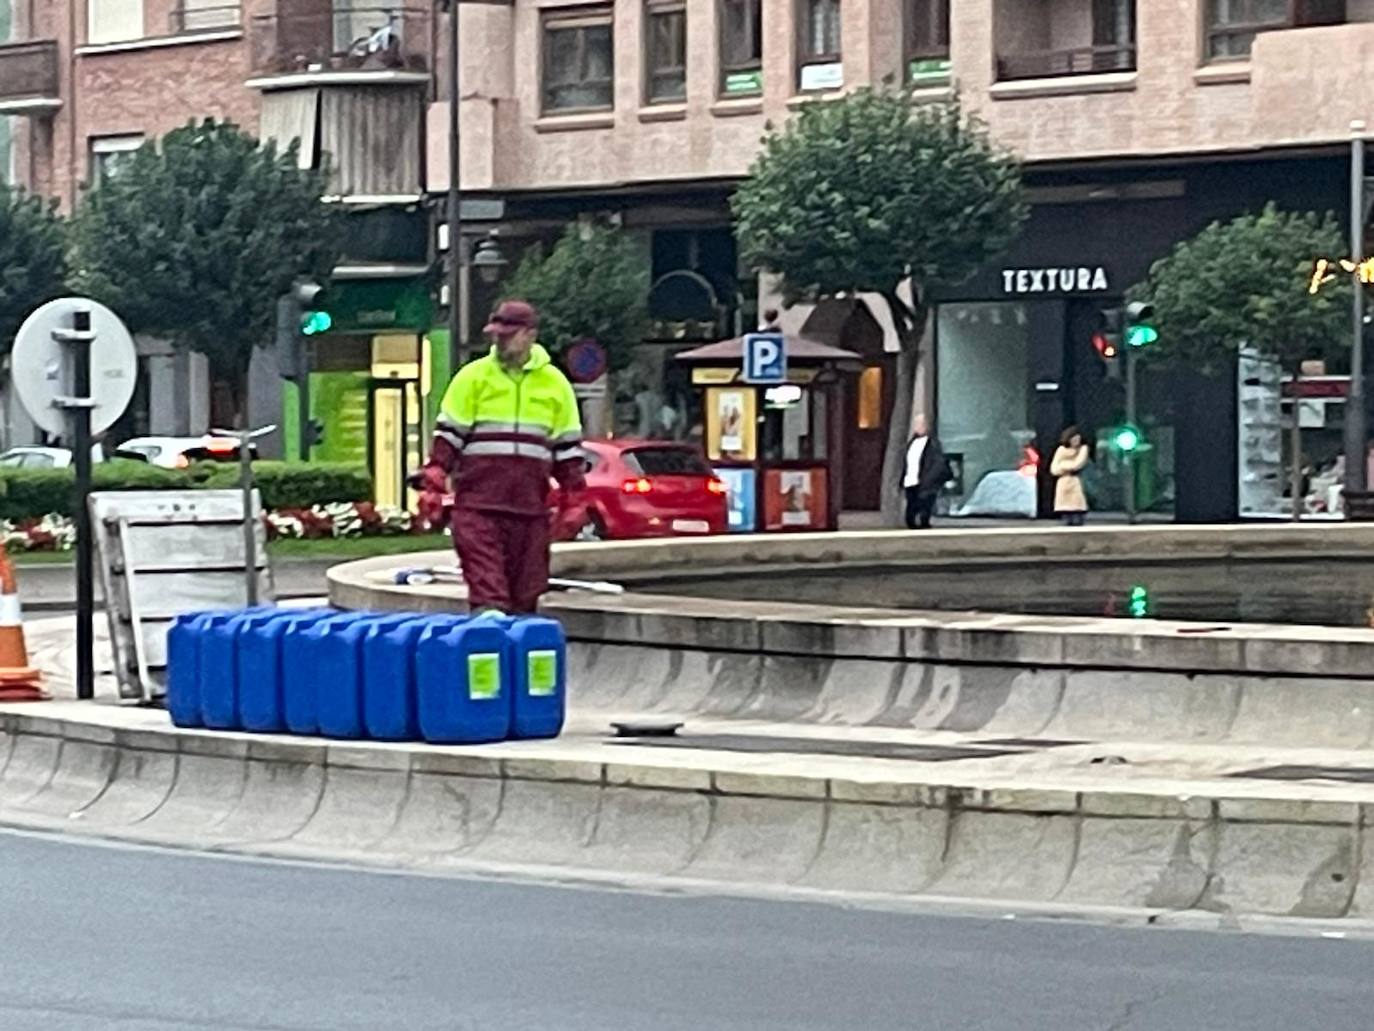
1124, 345, 1138, 524
446, 0, 464, 373
1348, 122, 1368, 496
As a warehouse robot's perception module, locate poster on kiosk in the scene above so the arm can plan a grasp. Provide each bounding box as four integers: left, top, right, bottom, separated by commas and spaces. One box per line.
762, 468, 828, 531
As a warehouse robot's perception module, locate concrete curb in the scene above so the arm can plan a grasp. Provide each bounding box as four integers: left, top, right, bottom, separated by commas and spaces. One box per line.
2, 709, 1371, 922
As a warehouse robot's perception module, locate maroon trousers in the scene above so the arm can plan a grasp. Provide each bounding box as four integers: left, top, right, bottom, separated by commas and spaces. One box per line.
451, 507, 550, 615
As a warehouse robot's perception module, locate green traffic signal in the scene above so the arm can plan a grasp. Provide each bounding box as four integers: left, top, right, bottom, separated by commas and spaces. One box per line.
1125, 324, 1159, 348
1112, 425, 1142, 452
1128, 584, 1150, 619
301, 310, 332, 336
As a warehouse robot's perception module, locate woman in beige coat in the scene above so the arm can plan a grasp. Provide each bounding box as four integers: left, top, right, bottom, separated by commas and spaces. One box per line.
1050, 426, 1090, 526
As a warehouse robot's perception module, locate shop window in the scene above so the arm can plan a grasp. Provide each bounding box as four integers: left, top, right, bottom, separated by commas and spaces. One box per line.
542, 10, 614, 113
645, 0, 686, 104
906, 0, 949, 85
856, 366, 882, 430
719, 0, 762, 95
797, 0, 841, 91
935, 302, 1034, 516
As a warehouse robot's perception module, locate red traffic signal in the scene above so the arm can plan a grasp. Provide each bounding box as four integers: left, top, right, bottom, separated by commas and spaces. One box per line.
1092, 332, 1118, 359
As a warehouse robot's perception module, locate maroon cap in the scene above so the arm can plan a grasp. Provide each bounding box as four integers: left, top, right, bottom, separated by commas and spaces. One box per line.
484, 300, 539, 336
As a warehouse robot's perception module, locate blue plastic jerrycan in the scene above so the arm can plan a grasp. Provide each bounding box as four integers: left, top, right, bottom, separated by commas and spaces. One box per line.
283, 612, 370, 735
506, 617, 568, 740
362, 614, 467, 742
239, 608, 336, 733
166, 610, 236, 728
415, 617, 512, 744
316, 613, 417, 739
199, 606, 281, 730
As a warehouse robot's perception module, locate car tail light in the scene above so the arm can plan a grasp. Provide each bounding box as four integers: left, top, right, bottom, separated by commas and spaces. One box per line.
206, 439, 235, 454
621, 478, 653, 495
706, 479, 727, 495
175, 455, 190, 469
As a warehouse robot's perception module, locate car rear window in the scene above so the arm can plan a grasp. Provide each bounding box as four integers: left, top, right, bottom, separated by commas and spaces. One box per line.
623, 447, 712, 477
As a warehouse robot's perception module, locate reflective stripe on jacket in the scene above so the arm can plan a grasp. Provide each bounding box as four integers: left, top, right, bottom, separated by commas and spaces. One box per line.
428, 343, 586, 516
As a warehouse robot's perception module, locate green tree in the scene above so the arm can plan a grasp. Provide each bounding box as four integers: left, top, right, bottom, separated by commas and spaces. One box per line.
1134, 203, 1349, 376
73, 119, 342, 422
732, 88, 1027, 523
1133, 203, 1350, 518
499, 222, 649, 373
0, 181, 67, 356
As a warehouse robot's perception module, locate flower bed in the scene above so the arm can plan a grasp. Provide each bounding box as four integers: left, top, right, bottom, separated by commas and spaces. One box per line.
2, 502, 416, 553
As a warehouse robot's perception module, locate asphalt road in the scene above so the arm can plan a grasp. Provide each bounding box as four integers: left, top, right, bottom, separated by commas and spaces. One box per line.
1, 831, 1371, 1031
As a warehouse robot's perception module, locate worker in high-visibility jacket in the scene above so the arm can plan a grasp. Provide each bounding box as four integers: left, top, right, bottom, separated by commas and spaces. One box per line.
413, 299, 587, 614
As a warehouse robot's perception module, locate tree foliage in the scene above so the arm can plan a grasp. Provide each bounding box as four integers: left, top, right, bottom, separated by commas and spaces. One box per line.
1133, 203, 1350, 375
0, 181, 68, 357
731, 88, 1027, 522
72, 119, 342, 417
499, 223, 649, 373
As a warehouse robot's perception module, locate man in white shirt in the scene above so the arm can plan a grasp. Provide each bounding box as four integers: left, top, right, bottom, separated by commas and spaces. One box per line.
901, 414, 950, 529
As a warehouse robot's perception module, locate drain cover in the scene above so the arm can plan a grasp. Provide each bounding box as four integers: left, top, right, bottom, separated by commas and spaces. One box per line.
1229, 764, 1374, 784
610, 720, 683, 738
609, 733, 1023, 763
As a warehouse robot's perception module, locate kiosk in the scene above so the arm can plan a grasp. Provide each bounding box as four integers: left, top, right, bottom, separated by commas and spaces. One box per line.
675, 335, 861, 533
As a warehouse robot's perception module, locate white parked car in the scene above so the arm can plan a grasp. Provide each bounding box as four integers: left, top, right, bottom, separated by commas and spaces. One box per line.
0, 445, 106, 469
115, 436, 256, 469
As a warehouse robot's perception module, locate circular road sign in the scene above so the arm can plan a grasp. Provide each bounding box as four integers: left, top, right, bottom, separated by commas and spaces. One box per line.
565, 338, 608, 385
11, 298, 137, 438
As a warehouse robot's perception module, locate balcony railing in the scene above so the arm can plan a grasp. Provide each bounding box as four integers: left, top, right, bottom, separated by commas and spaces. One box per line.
250, 4, 430, 77
169, 3, 243, 34
0, 39, 60, 110
996, 43, 1136, 82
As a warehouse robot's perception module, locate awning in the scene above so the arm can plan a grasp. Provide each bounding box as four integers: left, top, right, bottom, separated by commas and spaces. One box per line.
675, 335, 862, 365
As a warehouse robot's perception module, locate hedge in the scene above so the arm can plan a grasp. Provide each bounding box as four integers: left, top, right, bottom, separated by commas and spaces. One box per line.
0, 460, 372, 520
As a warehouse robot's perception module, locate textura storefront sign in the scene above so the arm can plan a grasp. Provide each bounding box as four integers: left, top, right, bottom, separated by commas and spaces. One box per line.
1001, 266, 1110, 295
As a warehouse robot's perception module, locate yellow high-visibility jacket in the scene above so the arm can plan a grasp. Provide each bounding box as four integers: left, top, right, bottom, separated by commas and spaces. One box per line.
425, 343, 586, 517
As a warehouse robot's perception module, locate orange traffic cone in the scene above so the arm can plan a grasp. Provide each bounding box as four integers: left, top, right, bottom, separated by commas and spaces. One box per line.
0, 552, 46, 701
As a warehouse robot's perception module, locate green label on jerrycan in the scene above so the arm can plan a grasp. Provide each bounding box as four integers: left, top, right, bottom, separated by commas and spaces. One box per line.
468, 653, 502, 700
528, 651, 559, 696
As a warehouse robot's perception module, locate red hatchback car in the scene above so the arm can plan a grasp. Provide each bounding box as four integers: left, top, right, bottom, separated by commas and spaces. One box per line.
572, 439, 728, 540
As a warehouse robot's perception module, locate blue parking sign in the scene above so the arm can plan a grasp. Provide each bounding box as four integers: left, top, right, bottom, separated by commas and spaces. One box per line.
743, 332, 787, 384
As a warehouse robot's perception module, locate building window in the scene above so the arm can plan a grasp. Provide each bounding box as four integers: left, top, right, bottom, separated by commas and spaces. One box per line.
719, 0, 762, 95
1205, 0, 1289, 59
645, 0, 686, 104
88, 0, 144, 44
906, 0, 949, 85
88, 134, 144, 188
797, 0, 841, 91
170, 0, 240, 33
542, 10, 614, 114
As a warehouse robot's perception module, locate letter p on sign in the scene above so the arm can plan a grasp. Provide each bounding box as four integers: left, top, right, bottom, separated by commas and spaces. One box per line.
743, 332, 787, 384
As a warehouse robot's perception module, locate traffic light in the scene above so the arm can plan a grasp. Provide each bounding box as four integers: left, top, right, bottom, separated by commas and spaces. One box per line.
1093, 308, 1123, 377
1111, 423, 1143, 453
1128, 584, 1151, 619
1124, 301, 1158, 349
276, 280, 327, 380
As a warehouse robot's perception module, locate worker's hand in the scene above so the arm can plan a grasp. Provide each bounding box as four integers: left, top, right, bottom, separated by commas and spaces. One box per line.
417, 491, 450, 532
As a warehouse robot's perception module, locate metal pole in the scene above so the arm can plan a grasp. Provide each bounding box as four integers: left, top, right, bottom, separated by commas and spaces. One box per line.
1124, 345, 1137, 524
446, 0, 464, 372
297, 351, 311, 463
1348, 121, 1368, 497
239, 436, 258, 607
71, 310, 94, 701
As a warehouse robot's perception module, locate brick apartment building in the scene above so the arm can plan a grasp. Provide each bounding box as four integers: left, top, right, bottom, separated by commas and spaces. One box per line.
0, 0, 432, 504
2, 0, 1373, 516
